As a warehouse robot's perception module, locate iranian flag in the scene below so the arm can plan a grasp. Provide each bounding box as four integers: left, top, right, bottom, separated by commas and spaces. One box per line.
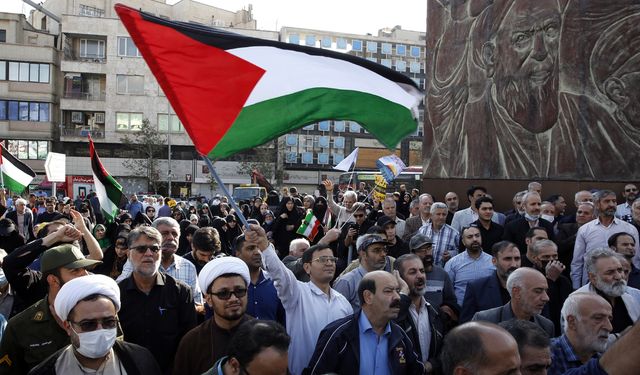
114, 4, 422, 158
297, 209, 321, 242
0, 143, 35, 193
89, 136, 125, 223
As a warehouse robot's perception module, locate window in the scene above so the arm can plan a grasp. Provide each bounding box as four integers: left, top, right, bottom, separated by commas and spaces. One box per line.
318, 121, 330, 131
285, 152, 297, 163
72, 111, 83, 123
0, 100, 48, 121
0, 101, 5, 120
19, 63, 28, 81
8, 101, 18, 120
336, 38, 347, 49
39, 64, 49, 83
333, 153, 344, 164
39, 103, 49, 121
285, 135, 297, 146
349, 122, 361, 133
4, 62, 50, 83
158, 113, 183, 132
321, 36, 331, 48
381, 43, 392, 54
117, 37, 141, 57
366, 41, 377, 52
352, 40, 362, 51
8, 62, 18, 80
317, 153, 329, 165
334, 137, 345, 149
116, 112, 143, 131
396, 60, 406, 72
80, 39, 105, 59
116, 75, 144, 95
410, 46, 421, 58
410, 61, 421, 73
381, 59, 392, 68
334, 121, 345, 132
318, 136, 330, 148
19, 102, 29, 121
7, 140, 48, 160
288, 34, 299, 44
396, 44, 406, 56
29, 64, 39, 82
0, 62, 5, 80
305, 35, 315, 46
301, 152, 313, 164
0, 29, 6, 43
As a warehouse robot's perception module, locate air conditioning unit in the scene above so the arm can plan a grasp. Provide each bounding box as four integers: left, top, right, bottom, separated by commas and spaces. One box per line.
71, 112, 83, 123
95, 113, 105, 124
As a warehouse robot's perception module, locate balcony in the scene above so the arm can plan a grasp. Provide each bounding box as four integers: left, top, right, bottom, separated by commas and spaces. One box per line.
60, 110, 106, 139
62, 91, 106, 101
60, 126, 105, 139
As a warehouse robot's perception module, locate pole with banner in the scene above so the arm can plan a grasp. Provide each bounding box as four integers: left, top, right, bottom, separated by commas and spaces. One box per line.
45, 152, 66, 199
201, 155, 250, 229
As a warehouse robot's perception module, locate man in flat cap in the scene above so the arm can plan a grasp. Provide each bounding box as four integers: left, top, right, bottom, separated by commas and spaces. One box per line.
173, 256, 253, 375
0, 243, 101, 374
29, 274, 161, 374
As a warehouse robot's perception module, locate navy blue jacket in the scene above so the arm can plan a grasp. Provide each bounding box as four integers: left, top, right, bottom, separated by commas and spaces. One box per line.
460, 273, 506, 323
303, 311, 424, 375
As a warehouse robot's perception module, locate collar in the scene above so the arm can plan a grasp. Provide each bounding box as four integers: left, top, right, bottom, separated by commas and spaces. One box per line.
309, 280, 333, 299
359, 309, 391, 336
31, 296, 54, 322
162, 254, 183, 271
595, 217, 620, 226
125, 272, 165, 291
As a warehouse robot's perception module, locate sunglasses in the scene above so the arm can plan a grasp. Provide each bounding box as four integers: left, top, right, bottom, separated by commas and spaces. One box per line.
147, 209, 155, 212
131, 245, 161, 253
69, 317, 119, 332
209, 288, 247, 300
313, 256, 338, 264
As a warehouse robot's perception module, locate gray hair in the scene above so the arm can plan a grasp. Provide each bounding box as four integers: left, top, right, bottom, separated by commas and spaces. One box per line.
303, 195, 315, 205
578, 201, 595, 210
343, 190, 357, 201
560, 292, 597, 328
128, 225, 162, 247
419, 193, 433, 203
505, 268, 532, 297
382, 197, 396, 207
289, 238, 310, 253
430, 202, 448, 214
594, 190, 616, 202
575, 190, 593, 204
152, 216, 180, 230
530, 239, 557, 257
585, 247, 618, 277
14, 198, 26, 206
513, 190, 527, 202
409, 199, 419, 209
522, 191, 541, 205
528, 182, 541, 191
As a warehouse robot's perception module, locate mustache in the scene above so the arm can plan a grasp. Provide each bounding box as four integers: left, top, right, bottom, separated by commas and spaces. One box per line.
390, 299, 401, 309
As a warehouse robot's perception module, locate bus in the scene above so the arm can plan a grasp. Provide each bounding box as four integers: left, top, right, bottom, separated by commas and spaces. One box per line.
337, 166, 422, 193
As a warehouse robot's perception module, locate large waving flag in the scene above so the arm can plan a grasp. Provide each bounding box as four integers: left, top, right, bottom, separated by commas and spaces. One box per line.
114, 4, 422, 159
89, 137, 125, 223
0, 144, 36, 193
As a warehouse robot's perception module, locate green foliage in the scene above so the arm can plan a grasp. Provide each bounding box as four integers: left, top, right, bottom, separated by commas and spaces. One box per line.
119, 118, 167, 193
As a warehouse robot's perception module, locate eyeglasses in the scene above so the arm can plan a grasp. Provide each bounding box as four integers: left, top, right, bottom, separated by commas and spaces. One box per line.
209, 288, 248, 300
313, 256, 339, 264
69, 317, 119, 332
131, 245, 161, 253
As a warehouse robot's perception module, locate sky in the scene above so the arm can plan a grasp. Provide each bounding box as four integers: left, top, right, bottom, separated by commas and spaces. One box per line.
0, 0, 427, 35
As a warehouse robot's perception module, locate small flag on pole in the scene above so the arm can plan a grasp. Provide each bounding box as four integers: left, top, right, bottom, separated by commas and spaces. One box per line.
0, 144, 36, 193
333, 147, 359, 172
297, 209, 321, 241
376, 154, 407, 183
89, 136, 125, 223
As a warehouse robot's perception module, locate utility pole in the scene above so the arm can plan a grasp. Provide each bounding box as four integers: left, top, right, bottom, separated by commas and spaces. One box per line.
167, 100, 172, 197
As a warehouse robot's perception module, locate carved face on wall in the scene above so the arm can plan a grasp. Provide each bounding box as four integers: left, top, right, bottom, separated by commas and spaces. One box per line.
490, 0, 561, 133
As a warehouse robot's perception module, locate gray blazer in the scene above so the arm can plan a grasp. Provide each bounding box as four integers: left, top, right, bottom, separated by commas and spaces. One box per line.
471, 302, 554, 338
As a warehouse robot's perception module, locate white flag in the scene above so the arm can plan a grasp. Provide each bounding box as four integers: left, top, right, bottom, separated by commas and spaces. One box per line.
333, 148, 359, 171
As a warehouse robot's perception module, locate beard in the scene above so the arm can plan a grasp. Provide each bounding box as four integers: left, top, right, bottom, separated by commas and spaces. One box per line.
594, 276, 626, 297
495, 62, 559, 133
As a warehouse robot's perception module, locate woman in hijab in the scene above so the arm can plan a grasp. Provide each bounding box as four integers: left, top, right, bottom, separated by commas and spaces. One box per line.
92, 224, 111, 251
311, 196, 330, 245
211, 217, 231, 254
272, 196, 304, 258
94, 230, 129, 280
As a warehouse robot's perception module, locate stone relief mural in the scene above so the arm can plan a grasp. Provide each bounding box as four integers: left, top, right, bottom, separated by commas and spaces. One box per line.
423, 0, 640, 180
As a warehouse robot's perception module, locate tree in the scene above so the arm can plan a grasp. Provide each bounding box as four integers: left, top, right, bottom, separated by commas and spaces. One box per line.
119, 118, 166, 193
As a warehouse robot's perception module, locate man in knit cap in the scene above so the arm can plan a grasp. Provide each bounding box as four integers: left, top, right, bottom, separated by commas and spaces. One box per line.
173, 256, 253, 375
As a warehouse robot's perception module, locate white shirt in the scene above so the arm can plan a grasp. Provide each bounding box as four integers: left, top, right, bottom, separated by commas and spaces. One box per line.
55, 346, 126, 375
571, 218, 640, 288
262, 245, 353, 375
409, 297, 431, 362
616, 202, 632, 220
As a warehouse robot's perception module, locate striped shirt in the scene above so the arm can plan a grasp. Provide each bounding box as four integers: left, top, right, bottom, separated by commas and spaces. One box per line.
419, 223, 460, 267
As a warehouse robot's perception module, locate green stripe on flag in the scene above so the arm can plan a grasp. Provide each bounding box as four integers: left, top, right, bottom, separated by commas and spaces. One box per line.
1, 172, 28, 194
208, 88, 416, 159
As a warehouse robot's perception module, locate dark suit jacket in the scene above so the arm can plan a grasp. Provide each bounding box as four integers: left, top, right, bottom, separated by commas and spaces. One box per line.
502, 217, 554, 258
471, 302, 554, 337
403, 216, 425, 242
460, 273, 507, 323
6, 210, 35, 243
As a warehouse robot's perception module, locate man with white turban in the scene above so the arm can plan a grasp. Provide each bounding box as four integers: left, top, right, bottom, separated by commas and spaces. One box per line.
173, 256, 253, 375
29, 274, 161, 374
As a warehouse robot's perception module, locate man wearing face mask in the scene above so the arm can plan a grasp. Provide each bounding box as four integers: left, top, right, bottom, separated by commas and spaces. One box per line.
0, 244, 102, 374
503, 192, 555, 259
29, 274, 161, 374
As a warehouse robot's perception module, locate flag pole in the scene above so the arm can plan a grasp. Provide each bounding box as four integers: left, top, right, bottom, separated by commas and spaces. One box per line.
0, 143, 4, 190
345, 158, 357, 191
201, 155, 250, 229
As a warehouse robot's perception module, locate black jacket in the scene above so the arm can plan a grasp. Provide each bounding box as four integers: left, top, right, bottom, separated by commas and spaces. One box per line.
394, 295, 445, 373
303, 311, 424, 375
28, 340, 162, 375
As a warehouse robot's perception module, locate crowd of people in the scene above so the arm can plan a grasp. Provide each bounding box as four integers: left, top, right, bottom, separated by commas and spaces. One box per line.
0, 180, 639, 374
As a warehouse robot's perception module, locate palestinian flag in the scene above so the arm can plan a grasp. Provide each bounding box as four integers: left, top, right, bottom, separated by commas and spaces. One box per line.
89, 136, 125, 223
0, 143, 35, 193
114, 4, 422, 159
297, 209, 321, 242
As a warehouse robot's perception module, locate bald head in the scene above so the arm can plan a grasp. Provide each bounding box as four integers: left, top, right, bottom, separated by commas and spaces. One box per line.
441, 322, 520, 375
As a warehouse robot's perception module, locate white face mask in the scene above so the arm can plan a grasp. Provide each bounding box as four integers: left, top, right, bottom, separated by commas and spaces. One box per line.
524, 213, 540, 222
71, 327, 117, 358
541, 214, 555, 223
